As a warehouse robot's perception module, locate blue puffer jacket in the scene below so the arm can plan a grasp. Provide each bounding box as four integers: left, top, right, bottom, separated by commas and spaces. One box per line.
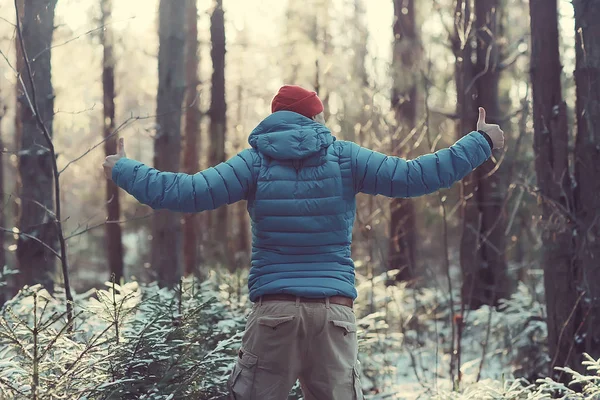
113, 111, 491, 301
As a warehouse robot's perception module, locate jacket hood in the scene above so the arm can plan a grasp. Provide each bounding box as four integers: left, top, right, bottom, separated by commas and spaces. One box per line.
248, 111, 335, 160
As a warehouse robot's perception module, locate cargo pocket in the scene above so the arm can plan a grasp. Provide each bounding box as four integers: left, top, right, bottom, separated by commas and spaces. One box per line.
352, 362, 364, 400
228, 348, 258, 400
257, 315, 295, 330
330, 320, 357, 336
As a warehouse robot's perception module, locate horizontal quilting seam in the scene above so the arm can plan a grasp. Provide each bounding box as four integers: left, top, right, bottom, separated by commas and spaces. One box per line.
270, 282, 354, 289
256, 176, 338, 182
251, 241, 350, 248
253, 227, 347, 234
254, 196, 341, 201
254, 228, 348, 235
252, 263, 353, 268
251, 249, 347, 256
252, 212, 346, 217
257, 213, 345, 218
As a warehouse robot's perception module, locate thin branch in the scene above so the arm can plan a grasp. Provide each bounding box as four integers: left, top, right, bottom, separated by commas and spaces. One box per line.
29, 17, 136, 62
58, 115, 146, 175
65, 212, 154, 240
0, 15, 16, 27
0, 227, 61, 259
54, 103, 97, 116
59, 94, 199, 175
422, 63, 457, 387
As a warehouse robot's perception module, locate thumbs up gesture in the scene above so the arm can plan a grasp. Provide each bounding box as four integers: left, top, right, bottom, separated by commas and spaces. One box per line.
103, 137, 127, 180
477, 107, 504, 149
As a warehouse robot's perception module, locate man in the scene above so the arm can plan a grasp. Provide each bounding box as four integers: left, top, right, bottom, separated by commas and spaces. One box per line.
103, 85, 504, 400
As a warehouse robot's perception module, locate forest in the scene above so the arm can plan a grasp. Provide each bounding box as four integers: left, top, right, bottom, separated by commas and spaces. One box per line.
0, 0, 599, 399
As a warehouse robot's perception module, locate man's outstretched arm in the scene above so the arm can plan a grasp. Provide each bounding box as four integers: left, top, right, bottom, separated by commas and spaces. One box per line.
104, 138, 256, 212
352, 107, 504, 197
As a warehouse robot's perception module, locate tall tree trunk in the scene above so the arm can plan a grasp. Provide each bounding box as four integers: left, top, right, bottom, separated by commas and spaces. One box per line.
13, 0, 23, 232
101, 0, 124, 284
573, 0, 600, 364
390, 0, 418, 282
15, 0, 58, 291
457, 0, 509, 308
0, 101, 5, 305
153, 0, 186, 287
182, 0, 202, 278
529, 0, 576, 375
208, 0, 228, 264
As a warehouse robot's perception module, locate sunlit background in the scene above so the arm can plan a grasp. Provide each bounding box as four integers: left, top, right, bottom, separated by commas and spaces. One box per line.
0, 0, 576, 289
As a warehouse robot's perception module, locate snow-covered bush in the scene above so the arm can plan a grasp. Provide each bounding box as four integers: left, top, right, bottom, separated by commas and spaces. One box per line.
353, 269, 549, 397
3, 266, 598, 400
0, 274, 246, 399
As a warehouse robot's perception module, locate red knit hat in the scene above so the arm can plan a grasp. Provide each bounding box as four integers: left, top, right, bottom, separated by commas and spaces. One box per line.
271, 85, 324, 118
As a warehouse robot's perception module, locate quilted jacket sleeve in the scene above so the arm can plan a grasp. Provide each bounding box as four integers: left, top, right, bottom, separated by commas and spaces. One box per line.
112, 149, 256, 212
350, 131, 492, 197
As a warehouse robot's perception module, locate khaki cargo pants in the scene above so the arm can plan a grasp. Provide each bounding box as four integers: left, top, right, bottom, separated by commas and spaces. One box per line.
227, 297, 364, 400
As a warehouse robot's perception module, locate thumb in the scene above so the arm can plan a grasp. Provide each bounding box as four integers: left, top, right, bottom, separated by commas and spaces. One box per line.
118, 138, 126, 156
478, 107, 486, 125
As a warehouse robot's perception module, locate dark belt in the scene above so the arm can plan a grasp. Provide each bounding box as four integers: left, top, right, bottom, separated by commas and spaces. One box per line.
258, 293, 353, 309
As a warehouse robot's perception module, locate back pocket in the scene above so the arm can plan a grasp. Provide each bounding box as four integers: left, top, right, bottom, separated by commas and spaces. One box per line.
257, 315, 295, 330
330, 320, 357, 336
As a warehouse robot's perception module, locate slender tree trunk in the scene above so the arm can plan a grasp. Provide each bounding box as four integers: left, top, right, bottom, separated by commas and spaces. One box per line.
0, 101, 5, 305
573, 0, 600, 364
457, 0, 509, 308
101, 0, 124, 283
453, 1, 476, 299
208, 0, 228, 264
13, 0, 23, 232
233, 81, 250, 269
15, 0, 58, 291
529, 0, 576, 375
153, 0, 186, 287
390, 0, 418, 282
182, 0, 202, 278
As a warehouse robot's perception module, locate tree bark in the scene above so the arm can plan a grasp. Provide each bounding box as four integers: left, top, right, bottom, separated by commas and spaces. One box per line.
15, 0, 58, 291
573, 0, 600, 364
390, 0, 418, 282
101, 0, 124, 284
457, 0, 509, 308
529, 0, 576, 375
153, 0, 186, 287
182, 0, 202, 278
208, 0, 228, 264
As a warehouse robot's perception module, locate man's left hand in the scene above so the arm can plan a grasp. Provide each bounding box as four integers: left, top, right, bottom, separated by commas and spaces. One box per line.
103, 137, 126, 180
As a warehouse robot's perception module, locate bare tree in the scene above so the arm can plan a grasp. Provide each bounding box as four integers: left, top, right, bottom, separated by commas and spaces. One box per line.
529, 0, 575, 375
153, 0, 186, 286
101, 0, 124, 283
13, 0, 73, 325
455, 0, 509, 308
573, 0, 600, 364
15, 0, 58, 291
182, 0, 202, 277
208, 0, 228, 263
390, 0, 419, 282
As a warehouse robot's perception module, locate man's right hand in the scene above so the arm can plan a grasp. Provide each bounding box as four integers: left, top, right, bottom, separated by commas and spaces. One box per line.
476, 107, 504, 149
103, 137, 126, 180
